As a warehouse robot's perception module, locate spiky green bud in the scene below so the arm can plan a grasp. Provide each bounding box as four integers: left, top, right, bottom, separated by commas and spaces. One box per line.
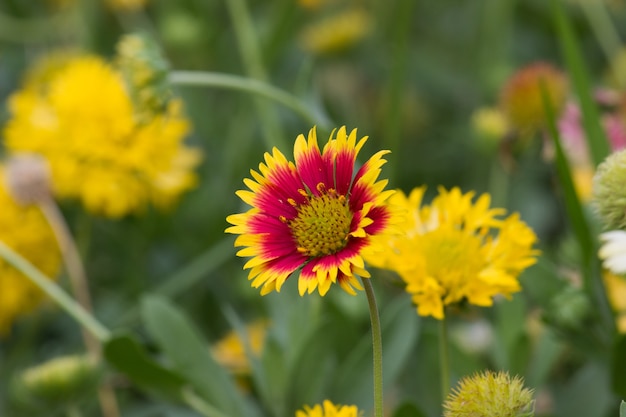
593, 149, 626, 230
443, 370, 535, 417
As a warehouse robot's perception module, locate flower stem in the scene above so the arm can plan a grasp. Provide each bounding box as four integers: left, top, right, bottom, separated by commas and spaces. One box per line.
169, 71, 327, 128
39, 199, 121, 417
362, 277, 384, 417
439, 315, 450, 401
0, 241, 110, 342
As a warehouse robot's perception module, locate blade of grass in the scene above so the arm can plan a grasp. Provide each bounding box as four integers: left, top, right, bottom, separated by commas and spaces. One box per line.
552, 0, 610, 166
540, 81, 594, 268
541, 81, 615, 343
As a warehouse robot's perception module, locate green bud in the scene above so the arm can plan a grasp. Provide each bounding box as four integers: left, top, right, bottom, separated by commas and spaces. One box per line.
444, 370, 535, 417
115, 32, 172, 120
547, 286, 591, 329
593, 149, 626, 230
12, 354, 100, 413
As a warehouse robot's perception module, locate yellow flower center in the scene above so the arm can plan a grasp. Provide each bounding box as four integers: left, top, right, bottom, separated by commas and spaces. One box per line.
290, 187, 352, 257
420, 228, 484, 293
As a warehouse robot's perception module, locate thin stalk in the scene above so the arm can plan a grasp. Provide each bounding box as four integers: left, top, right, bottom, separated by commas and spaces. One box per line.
181, 387, 232, 417
224, 0, 287, 149
169, 71, 327, 128
0, 240, 110, 341
362, 277, 383, 417
40, 200, 99, 355
39, 199, 121, 417
439, 315, 450, 401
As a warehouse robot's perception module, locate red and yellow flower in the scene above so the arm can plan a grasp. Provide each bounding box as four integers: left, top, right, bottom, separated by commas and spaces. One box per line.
226, 126, 396, 296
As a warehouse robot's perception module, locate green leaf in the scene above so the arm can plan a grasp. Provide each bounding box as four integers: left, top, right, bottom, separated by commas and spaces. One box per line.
551, 0, 610, 166
103, 333, 186, 400
330, 296, 420, 407
284, 319, 335, 414
612, 335, 626, 397
552, 362, 613, 417
140, 295, 248, 417
525, 329, 565, 388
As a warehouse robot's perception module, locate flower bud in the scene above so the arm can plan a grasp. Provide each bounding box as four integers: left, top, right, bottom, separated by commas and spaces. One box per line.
4, 153, 52, 206
444, 370, 535, 417
500, 62, 568, 137
547, 286, 591, 329
593, 149, 626, 229
12, 355, 100, 412
116, 33, 171, 120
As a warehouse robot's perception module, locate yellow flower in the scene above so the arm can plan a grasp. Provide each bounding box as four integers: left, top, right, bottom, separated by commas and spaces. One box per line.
0, 167, 61, 335
444, 371, 535, 417
500, 62, 568, 136
296, 400, 360, 417
4, 54, 200, 218
472, 107, 509, 143
299, 8, 371, 55
105, 0, 148, 12
368, 187, 538, 319
603, 270, 626, 333
211, 321, 268, 375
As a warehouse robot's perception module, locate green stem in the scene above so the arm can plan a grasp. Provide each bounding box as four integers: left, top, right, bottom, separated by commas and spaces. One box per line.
362, 277, 383, 417
439, 315, 450, 401
181, 387, 231, 417
0, 240, 110, 342
224, 0, 287, 149
169, 71, 327, 128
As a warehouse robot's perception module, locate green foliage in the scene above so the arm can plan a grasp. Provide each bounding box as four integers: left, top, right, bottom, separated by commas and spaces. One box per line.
141, 295, 251, 417
103, 333, 186, 400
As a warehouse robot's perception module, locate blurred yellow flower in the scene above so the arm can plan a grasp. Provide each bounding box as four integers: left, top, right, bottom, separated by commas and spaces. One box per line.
368, 187, 538, 319
296, 400, 359, 417
0, 167, 61, 334
471, 107, 509, 142
500, 62, 568, 136
300, 8, 371, 54
4, 55, 200, 218
603, 270, 626, 333
211, 321, 267, 375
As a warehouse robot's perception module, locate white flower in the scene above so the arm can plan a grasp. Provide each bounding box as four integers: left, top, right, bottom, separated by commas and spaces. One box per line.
599, 230, 626, 274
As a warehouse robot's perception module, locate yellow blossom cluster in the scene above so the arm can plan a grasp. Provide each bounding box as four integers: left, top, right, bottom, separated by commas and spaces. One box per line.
0, 167, 61, 334
299, 8, 372, 54
4, 54, 200, 218
368, 187, 539, 319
